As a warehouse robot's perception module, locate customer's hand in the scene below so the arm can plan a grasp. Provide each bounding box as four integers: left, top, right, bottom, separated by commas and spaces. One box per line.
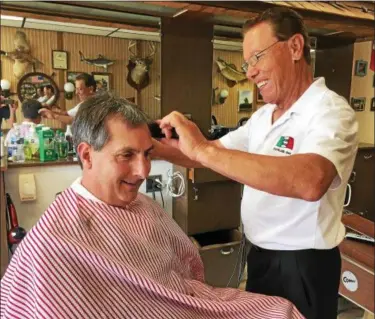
158, 111, 209, 161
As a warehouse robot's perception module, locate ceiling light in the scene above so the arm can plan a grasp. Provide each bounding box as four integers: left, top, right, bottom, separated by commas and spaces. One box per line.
0, 15, 23, 21
173, 9, 188, 18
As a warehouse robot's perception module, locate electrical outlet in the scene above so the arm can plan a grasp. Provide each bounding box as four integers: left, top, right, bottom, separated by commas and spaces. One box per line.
146, 175, 162, 193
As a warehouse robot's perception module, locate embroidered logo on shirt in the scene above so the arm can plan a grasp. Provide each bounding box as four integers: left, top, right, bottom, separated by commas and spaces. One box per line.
273, 136, 294, 155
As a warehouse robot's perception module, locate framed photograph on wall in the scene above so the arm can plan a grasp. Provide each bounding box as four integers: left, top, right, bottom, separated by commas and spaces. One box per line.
255, 87, 264, 105
354, 60, 367, 77
238, 90, 253, 112
371, 97, 375, 112
92, 72, 112, 91
52, 50, 68, 70
350, 97, 366, 112
67, 71, 83, 84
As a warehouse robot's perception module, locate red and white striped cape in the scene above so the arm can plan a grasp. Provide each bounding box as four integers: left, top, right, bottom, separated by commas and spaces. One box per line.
1, 188, 304, 319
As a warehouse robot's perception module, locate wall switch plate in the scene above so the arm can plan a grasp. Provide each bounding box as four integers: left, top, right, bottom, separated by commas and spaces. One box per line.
146, 175, 162, 193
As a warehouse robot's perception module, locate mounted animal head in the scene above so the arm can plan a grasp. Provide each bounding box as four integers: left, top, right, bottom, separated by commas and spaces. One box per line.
126, 40, 156, 91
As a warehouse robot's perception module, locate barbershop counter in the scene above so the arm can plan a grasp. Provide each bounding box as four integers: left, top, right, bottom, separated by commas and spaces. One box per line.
6, 157, 79, 169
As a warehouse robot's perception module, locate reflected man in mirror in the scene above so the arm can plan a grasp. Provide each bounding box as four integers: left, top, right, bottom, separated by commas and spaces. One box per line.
38, 84, 56, 108
153, 7, 359, 319
39, 73, 96, 125
1, 92, 303, 319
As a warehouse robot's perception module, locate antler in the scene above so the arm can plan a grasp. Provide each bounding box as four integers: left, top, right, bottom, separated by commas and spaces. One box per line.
128, 40, 137, 58
146, 42, 156, 59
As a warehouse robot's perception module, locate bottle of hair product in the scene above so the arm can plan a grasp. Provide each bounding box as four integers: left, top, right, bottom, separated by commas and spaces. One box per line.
58, 132, 68, 159
38, 127, 56, 162
65, 125, 74, 154
29, 126, 40, 160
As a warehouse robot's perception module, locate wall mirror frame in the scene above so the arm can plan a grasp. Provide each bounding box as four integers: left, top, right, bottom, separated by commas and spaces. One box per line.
17, 72, 59, 104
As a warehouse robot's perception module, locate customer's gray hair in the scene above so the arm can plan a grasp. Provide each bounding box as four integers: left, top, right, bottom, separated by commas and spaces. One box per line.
72, 91, 150, 157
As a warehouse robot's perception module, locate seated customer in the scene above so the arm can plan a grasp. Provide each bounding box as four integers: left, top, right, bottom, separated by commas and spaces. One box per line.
5, 99, 41, 145
0, 93, 303, 319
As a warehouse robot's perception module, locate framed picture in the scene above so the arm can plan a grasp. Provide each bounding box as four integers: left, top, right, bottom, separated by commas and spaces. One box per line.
52, 50, 68, 70
92, 72, 112, 91
67, 71, 83, 84
354, 60, 367, 77
371, 97, 375, 112
238, 90, 253, 112
350, 97, 366, 112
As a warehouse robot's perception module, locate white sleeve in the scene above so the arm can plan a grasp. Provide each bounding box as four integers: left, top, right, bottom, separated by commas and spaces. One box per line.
219, 116, 252, 152
44, 95, 56, 106
299, 96, 358, 189
67, 103, 81, 117
38, 96, 48, 103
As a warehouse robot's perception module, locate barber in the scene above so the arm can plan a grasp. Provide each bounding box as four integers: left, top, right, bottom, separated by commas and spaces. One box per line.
0, 91, 17, 130
154, 7, 358, 319
39, 73, 96, 125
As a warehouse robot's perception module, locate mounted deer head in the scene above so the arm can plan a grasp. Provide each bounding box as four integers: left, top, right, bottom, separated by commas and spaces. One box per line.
126, 40, 156, 91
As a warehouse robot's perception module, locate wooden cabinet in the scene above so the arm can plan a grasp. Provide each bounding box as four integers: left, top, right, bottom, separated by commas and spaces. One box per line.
173, 165, 243, 287
315, 35, 354, 101
173, 165, 241, 236
339, 214, 374, 314
346, 145, 375, 222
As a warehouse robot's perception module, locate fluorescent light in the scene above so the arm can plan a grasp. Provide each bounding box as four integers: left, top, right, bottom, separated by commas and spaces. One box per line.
173, 9, 188, 18
1, 15, 23, 21
25, 18, 115, 31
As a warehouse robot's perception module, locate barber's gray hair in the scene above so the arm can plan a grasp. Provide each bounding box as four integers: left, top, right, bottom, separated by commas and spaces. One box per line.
72, 91, 150, 160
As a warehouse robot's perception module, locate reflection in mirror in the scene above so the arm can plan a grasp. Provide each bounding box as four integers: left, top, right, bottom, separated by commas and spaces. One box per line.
17, 72, 59, 108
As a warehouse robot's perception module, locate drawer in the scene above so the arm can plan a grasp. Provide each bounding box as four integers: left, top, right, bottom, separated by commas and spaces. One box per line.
191, 229, 243, 288
339, 255, 374, 313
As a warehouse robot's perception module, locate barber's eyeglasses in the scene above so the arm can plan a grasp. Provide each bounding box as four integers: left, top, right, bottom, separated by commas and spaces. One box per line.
241, 40, 281, 72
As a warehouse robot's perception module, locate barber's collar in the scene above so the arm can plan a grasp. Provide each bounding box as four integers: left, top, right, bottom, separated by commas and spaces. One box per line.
70, 177, 106, 204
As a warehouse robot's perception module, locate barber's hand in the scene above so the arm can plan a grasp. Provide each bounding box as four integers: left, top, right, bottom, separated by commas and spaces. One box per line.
158, 111, 209, 161
10, 101, 18, 112
38, 108, 54, 119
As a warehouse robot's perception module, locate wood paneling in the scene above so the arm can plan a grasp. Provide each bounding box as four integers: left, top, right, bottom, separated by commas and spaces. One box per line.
212, 49, 255, 127
138, 41, 161, 120
351, 41, 375, 144
161, 14, 213, 134
1, 26, 162, 131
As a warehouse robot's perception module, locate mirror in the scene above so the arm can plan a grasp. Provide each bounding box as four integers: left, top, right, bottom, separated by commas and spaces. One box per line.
17, 72, 59, 107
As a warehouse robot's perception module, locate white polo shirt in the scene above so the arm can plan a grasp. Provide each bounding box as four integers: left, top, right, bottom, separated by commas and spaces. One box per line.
220, 77, 358, 250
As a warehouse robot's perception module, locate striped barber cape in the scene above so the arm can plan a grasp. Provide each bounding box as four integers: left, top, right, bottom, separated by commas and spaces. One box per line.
1, 188, 303, 319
